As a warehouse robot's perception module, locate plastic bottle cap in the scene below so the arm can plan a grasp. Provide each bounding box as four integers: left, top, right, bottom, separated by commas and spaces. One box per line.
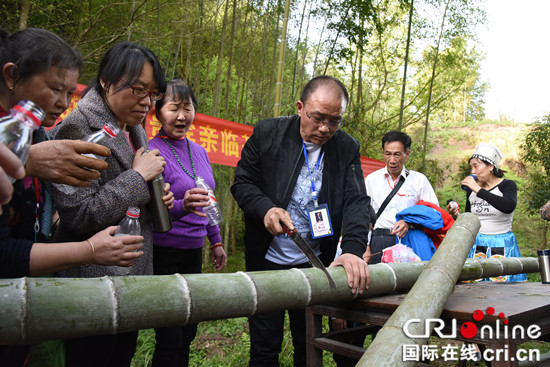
13, 104, 42, 127
126, 207, 140, 218
103, 124, 119, 137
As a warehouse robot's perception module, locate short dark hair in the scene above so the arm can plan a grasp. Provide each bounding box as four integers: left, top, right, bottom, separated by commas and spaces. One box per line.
0, 27, 82, 87
382, 130, 412, 152
155, 79, 197, 114
88, 41, 166, 99
300, 75, 349, 106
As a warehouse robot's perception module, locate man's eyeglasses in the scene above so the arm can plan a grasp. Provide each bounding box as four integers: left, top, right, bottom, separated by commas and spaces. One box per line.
120, 80, 164, 101
303, 105, 344, 128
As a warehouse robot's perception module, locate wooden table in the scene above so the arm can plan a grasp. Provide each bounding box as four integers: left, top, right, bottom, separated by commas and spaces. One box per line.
306, 282, 550, 366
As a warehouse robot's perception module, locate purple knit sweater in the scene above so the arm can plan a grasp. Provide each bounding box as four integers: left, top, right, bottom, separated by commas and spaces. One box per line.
149, 136, 222, 249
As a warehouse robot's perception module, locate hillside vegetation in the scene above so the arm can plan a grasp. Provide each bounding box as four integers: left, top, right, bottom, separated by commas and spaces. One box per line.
425, 120, 546, 260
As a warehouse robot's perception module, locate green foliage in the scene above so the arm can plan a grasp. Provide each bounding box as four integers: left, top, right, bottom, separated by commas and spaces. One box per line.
521, 116, 550, 214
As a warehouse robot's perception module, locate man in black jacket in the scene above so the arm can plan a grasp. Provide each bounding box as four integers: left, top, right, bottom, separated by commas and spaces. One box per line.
231, 76, 371, 366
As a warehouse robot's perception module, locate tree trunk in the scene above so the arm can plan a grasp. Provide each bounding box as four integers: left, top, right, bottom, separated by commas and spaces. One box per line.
421, 0, 451, 171
398, 0, 414, 131
18, 0, 31, 31
311, 17, 327, 75
323, 6, 351, 74
291, 0, 308, 101
273, 0, 291, 117
126, 0, 137, 40
355, 18, 365, 115
224, 0, 238, 115
212, 0, 231, 117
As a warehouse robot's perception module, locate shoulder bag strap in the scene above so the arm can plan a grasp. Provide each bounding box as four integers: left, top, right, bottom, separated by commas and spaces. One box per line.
376, 175, 406, 219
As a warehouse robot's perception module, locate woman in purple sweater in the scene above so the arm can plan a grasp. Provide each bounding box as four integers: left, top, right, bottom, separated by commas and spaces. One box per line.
148, 79, 226, 367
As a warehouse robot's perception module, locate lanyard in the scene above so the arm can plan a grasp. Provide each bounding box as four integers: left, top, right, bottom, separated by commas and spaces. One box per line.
302, 141, 324, 208
386, 174, 400, 189
162, 138, 197, 180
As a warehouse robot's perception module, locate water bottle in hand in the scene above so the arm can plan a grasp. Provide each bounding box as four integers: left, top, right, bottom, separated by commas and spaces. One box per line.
115, 207, 141, 236
55, 122, 120, 195
0, 100, 45, 182
195, 176, 223, 225
108, 207, 141, 275
446, 199, 460, 215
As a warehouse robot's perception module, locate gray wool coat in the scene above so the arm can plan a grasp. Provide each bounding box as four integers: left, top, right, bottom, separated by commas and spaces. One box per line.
52, 88, 154, 277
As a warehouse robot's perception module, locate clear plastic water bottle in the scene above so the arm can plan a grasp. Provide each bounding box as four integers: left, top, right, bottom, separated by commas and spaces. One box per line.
446, 199, 460, 215
107, 207, 141, 276
195, 176, 223, 225
55, 122, 120, 195
115, 207, 141, 236
0, 100, 45, 182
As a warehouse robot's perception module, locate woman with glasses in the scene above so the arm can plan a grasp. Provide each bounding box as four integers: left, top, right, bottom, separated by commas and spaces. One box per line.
52, 41, 174, 367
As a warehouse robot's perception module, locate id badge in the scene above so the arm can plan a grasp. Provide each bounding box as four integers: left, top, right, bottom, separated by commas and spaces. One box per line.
308, 204, 333, 239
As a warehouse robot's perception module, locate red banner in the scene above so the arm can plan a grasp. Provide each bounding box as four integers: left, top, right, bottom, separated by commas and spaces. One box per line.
53, 84, 384, 176
146, 110, 253, 168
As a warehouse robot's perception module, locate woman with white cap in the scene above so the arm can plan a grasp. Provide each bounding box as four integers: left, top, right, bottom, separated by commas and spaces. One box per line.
448, 143, 526, 282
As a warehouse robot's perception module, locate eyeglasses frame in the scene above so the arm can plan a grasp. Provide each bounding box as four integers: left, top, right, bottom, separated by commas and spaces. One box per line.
302, 104, 345, 129
119, 80, 164, 101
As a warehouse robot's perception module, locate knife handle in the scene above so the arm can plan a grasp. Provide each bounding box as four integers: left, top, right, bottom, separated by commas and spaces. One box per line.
281, 224, 297, 237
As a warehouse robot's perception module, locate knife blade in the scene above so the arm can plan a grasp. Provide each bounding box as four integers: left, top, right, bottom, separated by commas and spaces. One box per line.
282, 225, 336, 289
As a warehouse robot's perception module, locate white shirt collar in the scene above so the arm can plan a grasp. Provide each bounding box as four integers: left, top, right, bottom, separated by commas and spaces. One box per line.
383, 165, 408, 180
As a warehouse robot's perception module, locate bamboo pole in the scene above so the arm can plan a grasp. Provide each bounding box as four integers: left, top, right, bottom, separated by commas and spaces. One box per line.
0, 216, 540, 346
356, 211, 480, 366
0, 258, 538, 345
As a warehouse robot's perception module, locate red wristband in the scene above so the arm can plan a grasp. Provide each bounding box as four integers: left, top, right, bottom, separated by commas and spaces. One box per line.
210, 243, 224, 250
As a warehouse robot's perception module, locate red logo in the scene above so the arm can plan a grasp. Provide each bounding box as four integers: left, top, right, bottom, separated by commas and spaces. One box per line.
460, 307, 508, 339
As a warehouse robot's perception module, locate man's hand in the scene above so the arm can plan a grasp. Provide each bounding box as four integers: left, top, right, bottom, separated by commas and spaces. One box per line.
391, 219, 410, 238
362, 245, 372, 264
263, 207, 294, 236
330, 253, 369, 295
27, 140, 110, 186
0, 143, 25, 213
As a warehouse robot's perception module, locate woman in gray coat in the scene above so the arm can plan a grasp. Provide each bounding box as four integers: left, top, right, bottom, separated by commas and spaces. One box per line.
52, 41, 173, 367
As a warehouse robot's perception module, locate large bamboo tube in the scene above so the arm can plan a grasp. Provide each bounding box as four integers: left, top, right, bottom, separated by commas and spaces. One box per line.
357, 212, 480, 366
0, 215, 539, 345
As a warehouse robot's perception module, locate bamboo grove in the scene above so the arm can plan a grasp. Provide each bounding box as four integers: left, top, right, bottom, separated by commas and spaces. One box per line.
1, 0, 487, 157
1, 0, 487, 251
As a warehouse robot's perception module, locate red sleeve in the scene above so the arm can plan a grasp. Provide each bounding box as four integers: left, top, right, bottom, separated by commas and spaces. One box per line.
417, 200, 455, 248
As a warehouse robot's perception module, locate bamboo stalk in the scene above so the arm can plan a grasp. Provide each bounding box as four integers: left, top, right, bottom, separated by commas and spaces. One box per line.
0, 215, 540, 346
356, 212, 479, 366
0, 258, 537, 345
